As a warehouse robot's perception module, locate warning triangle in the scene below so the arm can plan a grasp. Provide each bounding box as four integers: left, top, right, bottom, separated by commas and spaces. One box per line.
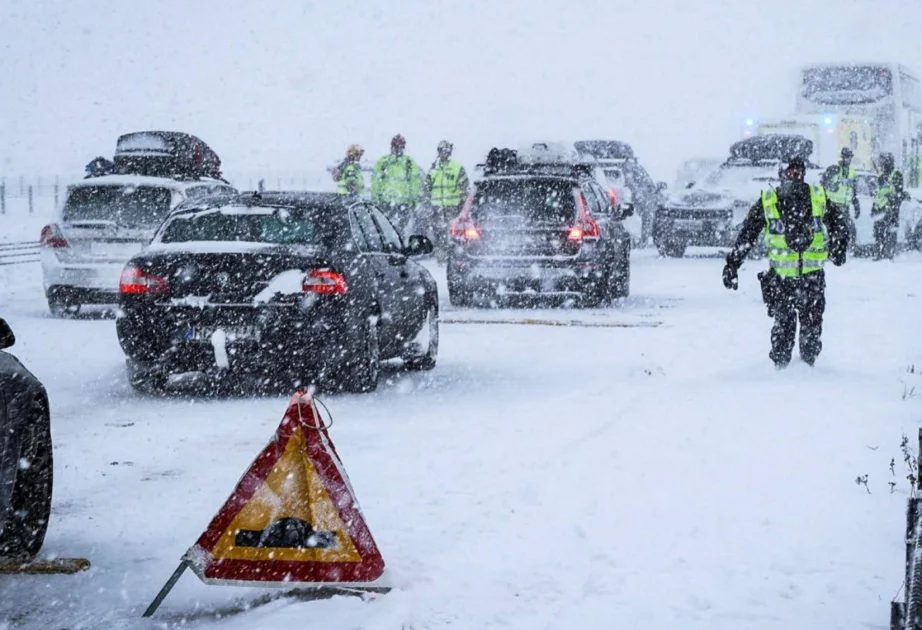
184, 392, 387, 588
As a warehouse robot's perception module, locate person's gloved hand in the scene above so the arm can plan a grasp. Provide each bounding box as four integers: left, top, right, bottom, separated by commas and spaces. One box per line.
832, 249, 846, 266
722, 263, 738, 290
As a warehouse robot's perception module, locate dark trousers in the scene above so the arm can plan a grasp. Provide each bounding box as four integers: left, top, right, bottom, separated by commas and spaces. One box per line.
768, 271, 826, 366
873, 213, 899, 260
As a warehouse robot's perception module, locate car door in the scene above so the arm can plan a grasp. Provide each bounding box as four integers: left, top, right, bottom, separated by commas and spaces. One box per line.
584, 181, 626, 260
348, 204, 403, 352
366, 204, 422, 345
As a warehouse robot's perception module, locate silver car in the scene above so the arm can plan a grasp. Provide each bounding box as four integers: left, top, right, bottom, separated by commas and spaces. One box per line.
40, 174, 237, 316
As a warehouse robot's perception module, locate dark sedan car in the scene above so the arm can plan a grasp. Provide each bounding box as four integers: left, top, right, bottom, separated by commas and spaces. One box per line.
0, 317, 53, 559
116, 191, 439, 394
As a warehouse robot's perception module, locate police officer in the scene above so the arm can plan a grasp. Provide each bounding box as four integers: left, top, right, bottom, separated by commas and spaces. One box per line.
722, 156, 850, 368
332, 144, 366, 196
371, 134, 424, 236
871, 152, 905, 260
823, 147, 859, 215
426, 140, 470, 260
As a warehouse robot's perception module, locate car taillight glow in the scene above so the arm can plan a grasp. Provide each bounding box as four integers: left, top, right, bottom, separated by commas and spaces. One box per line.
568, 192, 601, 242
39, 224, 69, 248
303, 269, 348, 294
450, 194, 481, 240
119, 265, 170, 295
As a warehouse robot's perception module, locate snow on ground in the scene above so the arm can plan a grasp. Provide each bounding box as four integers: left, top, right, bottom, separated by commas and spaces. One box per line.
0, 227, 920, 629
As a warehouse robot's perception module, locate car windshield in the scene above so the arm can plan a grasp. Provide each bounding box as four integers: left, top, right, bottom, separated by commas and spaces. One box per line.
159, 207, 328, 245
704, 165, 779, 189
472, 179, 576, 225
63, 185, 172, 227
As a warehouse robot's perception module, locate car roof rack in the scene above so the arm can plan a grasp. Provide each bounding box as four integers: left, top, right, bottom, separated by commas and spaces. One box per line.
476, 147, 596, 178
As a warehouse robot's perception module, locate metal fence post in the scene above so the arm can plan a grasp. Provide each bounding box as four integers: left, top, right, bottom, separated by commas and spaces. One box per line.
0, 185, 5, 215
28, 185, 33, 214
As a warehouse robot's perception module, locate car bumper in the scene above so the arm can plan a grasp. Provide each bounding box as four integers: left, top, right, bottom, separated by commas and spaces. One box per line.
654, 211, 739, 247
41, 251, 124, 294
448, 254, 607, 295
116, 300, 363, 375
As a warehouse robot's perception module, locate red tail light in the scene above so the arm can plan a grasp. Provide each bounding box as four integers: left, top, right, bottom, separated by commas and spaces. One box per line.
303, 269, 348, 295
39, 223, 69, 248
606, 188, 620, 207
568, 192, 601, 242
449, 194, 481, 240
119, 265, 170, 295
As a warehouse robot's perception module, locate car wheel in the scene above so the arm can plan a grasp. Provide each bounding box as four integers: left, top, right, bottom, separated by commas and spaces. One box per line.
403, 301, 439, 371
0, 397, 53, 559
126, 359, 168, 395
609, 251, 631, 299
47, 296, 80, 318
656, 240, 686, 258
448, 279, 473, 307
340, 316, 380, 393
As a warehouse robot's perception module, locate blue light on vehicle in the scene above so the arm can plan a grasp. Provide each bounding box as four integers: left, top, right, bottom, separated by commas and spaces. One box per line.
824, 116, 834, 125
745, 119, 754, 126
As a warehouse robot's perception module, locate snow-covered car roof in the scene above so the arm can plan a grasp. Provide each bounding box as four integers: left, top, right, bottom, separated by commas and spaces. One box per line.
67, 174, 231, 191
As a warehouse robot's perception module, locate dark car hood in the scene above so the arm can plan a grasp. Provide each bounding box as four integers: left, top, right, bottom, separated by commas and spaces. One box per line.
667, 188, 736, 209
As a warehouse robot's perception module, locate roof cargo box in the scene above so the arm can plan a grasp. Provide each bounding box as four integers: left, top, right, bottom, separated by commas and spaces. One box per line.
574, 140, 635, 161
113, 131, 222, 179
728, 134, 814, 163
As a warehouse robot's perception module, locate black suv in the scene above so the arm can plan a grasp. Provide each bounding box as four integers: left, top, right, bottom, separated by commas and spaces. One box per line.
116, 191, 440, 394
446, 148, 633, 307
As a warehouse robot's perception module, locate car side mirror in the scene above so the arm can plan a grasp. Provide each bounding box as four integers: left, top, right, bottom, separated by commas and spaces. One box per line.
405, 234, 433, 256
685, 181, 695, 189
0, 318, 15, 350
619, 203, 635, 218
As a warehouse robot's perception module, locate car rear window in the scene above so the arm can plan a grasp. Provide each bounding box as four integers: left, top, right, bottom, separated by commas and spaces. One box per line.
472, 179, 576, 225
159, 207, 331, 245
63, 185, 172, 227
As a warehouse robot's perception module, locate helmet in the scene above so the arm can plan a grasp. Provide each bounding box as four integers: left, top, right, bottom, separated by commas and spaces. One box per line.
346, 144, 364, 159
391, 134, 406, 148
880, 152, 895, 170
437, 140, 453, 153
840, 147, 853, 160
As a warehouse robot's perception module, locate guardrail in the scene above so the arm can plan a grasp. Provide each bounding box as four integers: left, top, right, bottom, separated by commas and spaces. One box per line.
0, 241, 40, 266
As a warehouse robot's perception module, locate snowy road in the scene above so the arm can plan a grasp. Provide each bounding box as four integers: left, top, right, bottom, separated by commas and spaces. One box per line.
1, 249, 920, 629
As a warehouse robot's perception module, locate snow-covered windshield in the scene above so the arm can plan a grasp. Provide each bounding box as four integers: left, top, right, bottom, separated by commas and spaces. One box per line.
159, 208, 325, 245
472, 179, 576, 225
63, 185, 172, 227
703, 165, 779, 190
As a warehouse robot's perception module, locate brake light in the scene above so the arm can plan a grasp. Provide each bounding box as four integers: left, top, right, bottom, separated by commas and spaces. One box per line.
449, 194, 481, 240
568, 192, 601, 242
39, 224, 69, 248
606, 188, 620, 207
119, 265, 170, 295
303, 269, 348, 295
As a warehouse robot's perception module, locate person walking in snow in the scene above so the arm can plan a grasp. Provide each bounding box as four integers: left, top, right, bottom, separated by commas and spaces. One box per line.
870, 152, 906, 261
721, 156, 850, 369
371, 134, 424, 236
332, 144, 366, 196
425, 140, 470, 260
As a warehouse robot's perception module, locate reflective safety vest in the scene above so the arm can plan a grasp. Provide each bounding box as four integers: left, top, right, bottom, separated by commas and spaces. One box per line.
336, 162, 365, 195
429, 159, 465, 208
762, 186, 828, 277
872, 170, 901, 215
372, 155, 423, 206
825, 165, 856, 205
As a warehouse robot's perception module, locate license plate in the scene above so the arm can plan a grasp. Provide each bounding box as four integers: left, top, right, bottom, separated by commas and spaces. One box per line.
90, 242, 142, 258
184, 326, 259, 342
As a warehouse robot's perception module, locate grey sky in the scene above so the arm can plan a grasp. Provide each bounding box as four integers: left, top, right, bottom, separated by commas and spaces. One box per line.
1, 0, 920, 181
